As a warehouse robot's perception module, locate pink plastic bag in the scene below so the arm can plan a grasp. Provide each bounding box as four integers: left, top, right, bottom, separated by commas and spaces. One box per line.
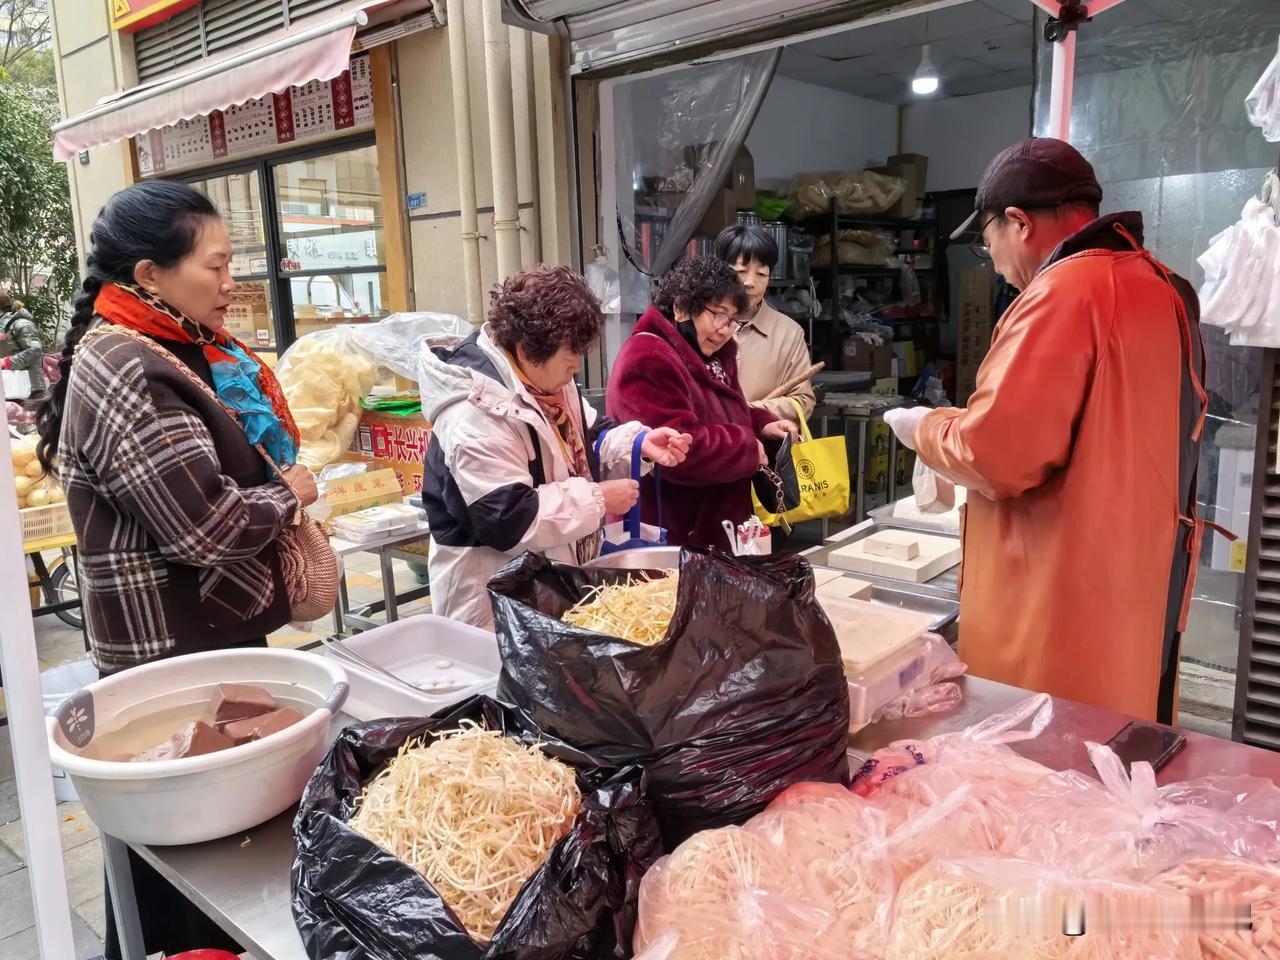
1008, 740, 1280, 880
850, 694, 1055, 861
633, 826, 848, 960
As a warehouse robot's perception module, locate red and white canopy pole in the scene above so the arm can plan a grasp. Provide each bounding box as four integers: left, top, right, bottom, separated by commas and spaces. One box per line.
0, 407, 76, 958
1032, 0, 1129, 143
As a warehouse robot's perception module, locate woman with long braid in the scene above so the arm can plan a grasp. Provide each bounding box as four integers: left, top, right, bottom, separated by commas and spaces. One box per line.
36, 180, 316, 958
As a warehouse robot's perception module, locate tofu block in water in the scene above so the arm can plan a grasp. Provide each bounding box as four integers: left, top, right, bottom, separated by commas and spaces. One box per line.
222, 707, 305, 744
205, 683, 277, 726
132, 721, 234, 762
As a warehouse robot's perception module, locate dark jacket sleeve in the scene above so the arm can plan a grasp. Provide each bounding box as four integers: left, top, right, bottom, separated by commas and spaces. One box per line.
609, 346, 760, 486
8, 317, 43, 371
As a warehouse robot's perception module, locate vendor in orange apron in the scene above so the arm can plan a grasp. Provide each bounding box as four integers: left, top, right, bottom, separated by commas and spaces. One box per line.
884, 138, 1229, 724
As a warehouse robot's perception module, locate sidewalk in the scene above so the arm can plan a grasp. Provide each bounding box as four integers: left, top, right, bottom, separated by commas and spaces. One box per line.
0, 550, 431, 960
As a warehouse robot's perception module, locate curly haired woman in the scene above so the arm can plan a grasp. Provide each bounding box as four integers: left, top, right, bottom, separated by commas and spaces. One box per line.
607, 256, 796, 549
420, 264, 691, 629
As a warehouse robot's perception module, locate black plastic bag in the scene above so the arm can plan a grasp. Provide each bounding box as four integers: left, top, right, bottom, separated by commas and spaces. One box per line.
489, 549, 850, 846
291, 695, 663, 960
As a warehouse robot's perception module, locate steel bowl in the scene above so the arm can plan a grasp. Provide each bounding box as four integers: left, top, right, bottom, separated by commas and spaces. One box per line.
583, 546, 682, 571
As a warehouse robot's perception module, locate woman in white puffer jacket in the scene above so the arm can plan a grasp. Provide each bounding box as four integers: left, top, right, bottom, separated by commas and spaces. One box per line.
420, 265, 691, 630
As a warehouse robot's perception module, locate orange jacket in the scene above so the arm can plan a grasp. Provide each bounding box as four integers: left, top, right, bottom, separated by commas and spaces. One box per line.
915, 215, 1206, 722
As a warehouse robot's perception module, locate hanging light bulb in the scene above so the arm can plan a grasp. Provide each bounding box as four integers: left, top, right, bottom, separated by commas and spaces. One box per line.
912, 42, 939, 96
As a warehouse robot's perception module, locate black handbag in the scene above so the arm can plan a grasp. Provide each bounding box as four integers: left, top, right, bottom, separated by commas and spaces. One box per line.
752, 433, 802, 514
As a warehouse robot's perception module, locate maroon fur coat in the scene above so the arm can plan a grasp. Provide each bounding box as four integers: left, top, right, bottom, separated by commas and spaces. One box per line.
606, 306, 776, 548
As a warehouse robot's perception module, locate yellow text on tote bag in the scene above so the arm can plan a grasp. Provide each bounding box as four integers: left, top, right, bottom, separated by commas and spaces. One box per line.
753, 398, 850, 526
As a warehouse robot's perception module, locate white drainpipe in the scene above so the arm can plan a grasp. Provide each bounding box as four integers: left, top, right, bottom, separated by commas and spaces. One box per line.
481, 0, 523, 283
446, 0, 484, 328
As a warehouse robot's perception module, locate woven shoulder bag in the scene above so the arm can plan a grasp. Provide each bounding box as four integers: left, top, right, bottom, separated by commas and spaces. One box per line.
84, 324, 339, 622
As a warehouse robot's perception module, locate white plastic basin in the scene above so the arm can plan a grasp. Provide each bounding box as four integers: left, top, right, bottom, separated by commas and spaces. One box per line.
46, 648, 348, 846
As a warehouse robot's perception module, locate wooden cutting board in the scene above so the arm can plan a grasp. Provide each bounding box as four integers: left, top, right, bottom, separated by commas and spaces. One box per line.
828, 530, 960, 583
819, 594, 935, 672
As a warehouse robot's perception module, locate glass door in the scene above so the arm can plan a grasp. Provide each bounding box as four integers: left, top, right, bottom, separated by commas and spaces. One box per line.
269, 141, 389, 340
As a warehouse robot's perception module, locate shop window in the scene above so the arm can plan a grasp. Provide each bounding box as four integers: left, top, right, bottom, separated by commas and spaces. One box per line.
190, 170, 278, 351
273, 143, 388, 335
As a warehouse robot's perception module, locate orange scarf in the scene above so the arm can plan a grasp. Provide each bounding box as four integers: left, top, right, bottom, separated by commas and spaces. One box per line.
94, 282, 301, 464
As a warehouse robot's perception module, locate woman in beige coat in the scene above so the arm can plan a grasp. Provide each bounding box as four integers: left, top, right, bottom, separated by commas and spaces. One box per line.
715, 225, 816, 430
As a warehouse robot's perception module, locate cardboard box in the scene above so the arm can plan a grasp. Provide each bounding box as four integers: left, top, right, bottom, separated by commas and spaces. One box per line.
343, 410, 432, 494
695, 188, 740, 239
867, 421, 912, 494
956, 267, 996, 403
321, 468, 404, 519
885, 153, 928, 219
841, 337, 894, 379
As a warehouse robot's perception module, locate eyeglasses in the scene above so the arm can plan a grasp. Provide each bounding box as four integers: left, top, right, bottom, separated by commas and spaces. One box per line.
709, 311, 746, 334
969, 213, 1002, 260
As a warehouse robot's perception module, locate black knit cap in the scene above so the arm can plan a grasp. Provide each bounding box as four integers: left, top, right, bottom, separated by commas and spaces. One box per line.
951, 137, 1103, 240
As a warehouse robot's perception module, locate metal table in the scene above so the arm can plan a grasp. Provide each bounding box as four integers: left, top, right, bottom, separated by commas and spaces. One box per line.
98, 676, 1280, 960
850, 675, 1280, 785
330, 521, 432, 633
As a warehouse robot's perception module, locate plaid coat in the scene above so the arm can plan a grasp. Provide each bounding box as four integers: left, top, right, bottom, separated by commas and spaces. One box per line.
60, 324, 297, 674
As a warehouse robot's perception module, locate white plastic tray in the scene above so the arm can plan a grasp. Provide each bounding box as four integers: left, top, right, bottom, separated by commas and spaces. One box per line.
326, 614, 501, 721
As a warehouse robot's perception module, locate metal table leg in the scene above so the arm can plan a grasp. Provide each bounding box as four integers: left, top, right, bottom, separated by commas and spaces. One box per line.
380, 549, 399, 622
102, 834, 146, 960
855, 418, 868, 522
821, 413, 832, 541
887, 427, 900, 503
335, 558, 354, 635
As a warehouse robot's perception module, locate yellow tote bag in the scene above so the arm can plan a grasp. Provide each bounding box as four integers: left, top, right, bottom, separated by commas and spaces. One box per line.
753, 398, 850, 527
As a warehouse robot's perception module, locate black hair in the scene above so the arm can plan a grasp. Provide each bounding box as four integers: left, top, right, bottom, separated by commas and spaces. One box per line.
651, 256, 748, 321
714, 224, 779, 271
0, 292, 12, 312
36, 180, 220, 474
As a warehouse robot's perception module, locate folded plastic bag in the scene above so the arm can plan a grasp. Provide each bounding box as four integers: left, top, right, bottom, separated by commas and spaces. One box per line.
850, 695, 1056, 866
912, 458, 956, 514
291, 695, 663, 960
852, 693, 1054, 798
489, 549, 851, 846
869, 674, 965, 723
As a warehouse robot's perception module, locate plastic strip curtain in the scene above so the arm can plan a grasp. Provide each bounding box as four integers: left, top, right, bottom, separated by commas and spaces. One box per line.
1031, 1, 1280, 673
606, 50, 780, 313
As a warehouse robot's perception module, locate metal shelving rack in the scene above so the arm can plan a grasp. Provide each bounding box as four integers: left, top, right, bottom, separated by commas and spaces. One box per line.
799, 199, 943, 379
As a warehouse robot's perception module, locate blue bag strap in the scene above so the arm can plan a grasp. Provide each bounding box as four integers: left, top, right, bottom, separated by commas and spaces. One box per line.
626, 431, 646, 540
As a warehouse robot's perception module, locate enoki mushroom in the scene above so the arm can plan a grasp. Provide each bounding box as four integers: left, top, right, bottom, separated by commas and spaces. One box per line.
563, 572, 678, 646
347, 724, 580, 942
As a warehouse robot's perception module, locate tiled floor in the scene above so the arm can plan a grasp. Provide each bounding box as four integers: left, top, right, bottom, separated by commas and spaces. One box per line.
0, 549, 431, 959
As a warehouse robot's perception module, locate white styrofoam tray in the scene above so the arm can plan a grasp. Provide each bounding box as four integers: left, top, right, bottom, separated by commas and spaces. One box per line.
326, 614, 501, 721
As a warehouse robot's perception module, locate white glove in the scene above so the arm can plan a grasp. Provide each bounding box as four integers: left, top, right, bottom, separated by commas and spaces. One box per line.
883, 406, 931, 451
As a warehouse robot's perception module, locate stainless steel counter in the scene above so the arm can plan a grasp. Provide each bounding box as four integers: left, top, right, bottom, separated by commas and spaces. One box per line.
108, 680, 1280, 960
